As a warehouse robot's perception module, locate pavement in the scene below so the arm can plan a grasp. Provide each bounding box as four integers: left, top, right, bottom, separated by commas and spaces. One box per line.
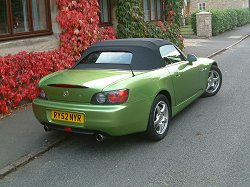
0, 23, 250, 179
184, 24, 250, 57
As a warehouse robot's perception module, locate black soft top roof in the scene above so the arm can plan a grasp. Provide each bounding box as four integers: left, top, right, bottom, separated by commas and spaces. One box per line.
76, 38, 172, 70
91, 38, 171, 49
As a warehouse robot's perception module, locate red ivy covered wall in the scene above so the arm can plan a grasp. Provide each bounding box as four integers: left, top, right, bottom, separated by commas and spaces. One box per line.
0, 0, 116, 114
56, 0, 116, 57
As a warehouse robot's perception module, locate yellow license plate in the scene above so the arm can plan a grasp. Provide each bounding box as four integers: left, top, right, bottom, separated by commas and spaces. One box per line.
51, 110, 84, 124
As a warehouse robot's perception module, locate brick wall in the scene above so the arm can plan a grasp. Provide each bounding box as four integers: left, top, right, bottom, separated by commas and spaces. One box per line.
189, 0, 249, 13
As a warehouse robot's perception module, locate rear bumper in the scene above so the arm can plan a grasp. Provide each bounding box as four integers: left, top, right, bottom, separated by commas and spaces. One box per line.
32, 98, 152, 136
43, 124, 102, 136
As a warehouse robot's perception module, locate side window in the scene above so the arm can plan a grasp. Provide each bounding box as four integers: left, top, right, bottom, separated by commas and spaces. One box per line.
159, 45, 185, 65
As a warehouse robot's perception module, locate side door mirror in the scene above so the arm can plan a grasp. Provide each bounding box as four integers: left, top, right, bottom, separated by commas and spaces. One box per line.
187, 54, 198, 64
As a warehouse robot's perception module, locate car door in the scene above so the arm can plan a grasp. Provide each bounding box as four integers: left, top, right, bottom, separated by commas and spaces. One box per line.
160, 45, 202, 105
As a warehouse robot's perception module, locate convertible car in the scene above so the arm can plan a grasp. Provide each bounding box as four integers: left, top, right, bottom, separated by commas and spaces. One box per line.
32, 38, 222, 141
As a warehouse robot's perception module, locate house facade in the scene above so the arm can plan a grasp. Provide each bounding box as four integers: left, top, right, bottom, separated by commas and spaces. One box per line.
0, 0, 116, 41
186, 0, 249, 15
0, 0, 164, 42
0, 0, 53, 41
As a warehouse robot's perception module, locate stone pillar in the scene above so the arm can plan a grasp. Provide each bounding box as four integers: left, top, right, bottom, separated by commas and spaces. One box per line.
196, 11, 212, 38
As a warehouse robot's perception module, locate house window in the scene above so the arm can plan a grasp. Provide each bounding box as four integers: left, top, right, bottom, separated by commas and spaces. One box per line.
12, 0, 30, 33
143, 0, 162, 21
99, 0, 111, 25
198, 2, 206, 11
0, 0, 52, 41
32, 0, 48, 31
0, 0, 9, 34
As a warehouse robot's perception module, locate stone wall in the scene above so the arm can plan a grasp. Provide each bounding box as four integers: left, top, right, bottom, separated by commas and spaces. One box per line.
189, 0, 249, 13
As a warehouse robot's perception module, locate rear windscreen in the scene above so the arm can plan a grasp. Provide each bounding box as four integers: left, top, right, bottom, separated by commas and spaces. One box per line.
74, 52, 133, 69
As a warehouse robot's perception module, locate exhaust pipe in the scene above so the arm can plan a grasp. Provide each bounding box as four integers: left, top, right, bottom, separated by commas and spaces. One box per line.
44, 125, 51, 132
95, 134, 106, 142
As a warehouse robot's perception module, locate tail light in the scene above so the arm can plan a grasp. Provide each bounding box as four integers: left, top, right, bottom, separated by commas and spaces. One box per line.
91, 89, 129, 105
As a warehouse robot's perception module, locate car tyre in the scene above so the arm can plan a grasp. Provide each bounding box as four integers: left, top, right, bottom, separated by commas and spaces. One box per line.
203, 65, 222, 97
145, 95, 170, 141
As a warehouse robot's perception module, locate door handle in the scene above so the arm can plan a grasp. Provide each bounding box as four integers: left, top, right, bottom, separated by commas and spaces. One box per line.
201, 67, 207, 71
175, 74, 181, 77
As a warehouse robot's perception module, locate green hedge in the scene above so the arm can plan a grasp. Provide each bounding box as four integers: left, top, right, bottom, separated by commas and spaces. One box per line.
235, 9, 250, 26
191, 8, 250, 36
191, 11, 198, 35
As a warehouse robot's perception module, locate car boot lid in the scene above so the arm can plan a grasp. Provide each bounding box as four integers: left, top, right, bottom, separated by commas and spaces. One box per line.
39, 69, 134, 90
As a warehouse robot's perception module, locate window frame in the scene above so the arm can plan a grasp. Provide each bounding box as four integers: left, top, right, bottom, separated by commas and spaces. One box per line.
98, 0, 112, 26
143, 0, 163, 21
0, 0, 11, 37
0, 0, 52, 41
198, 2, 206, 11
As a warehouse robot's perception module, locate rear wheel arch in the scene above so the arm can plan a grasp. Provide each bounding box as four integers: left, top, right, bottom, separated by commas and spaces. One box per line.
212, 61, 218, 67
157, 90, 172, 117
145, 94, 170, 141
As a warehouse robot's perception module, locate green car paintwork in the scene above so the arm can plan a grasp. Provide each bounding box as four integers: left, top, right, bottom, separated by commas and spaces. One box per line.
32, 57, 216, 136
32, 38, 220, 138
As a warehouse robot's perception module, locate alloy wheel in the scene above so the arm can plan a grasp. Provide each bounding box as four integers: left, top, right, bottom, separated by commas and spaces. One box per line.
206, 70, 221, 94
153, 101, 169, 135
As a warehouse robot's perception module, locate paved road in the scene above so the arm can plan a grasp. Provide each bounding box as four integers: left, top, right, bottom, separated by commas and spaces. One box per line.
1, 38, 250, 187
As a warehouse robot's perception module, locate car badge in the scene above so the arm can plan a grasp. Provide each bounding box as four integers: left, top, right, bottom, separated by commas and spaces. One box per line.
63, 91, 69, 97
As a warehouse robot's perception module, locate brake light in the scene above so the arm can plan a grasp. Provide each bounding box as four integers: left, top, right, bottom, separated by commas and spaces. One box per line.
107, 89, 129, 104
64, 127, 72, 132
92, 89, 129, 104
48, 84, 88, 88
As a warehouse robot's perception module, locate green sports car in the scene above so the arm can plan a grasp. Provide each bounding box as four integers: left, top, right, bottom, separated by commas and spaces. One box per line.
32, 38, 222, 141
